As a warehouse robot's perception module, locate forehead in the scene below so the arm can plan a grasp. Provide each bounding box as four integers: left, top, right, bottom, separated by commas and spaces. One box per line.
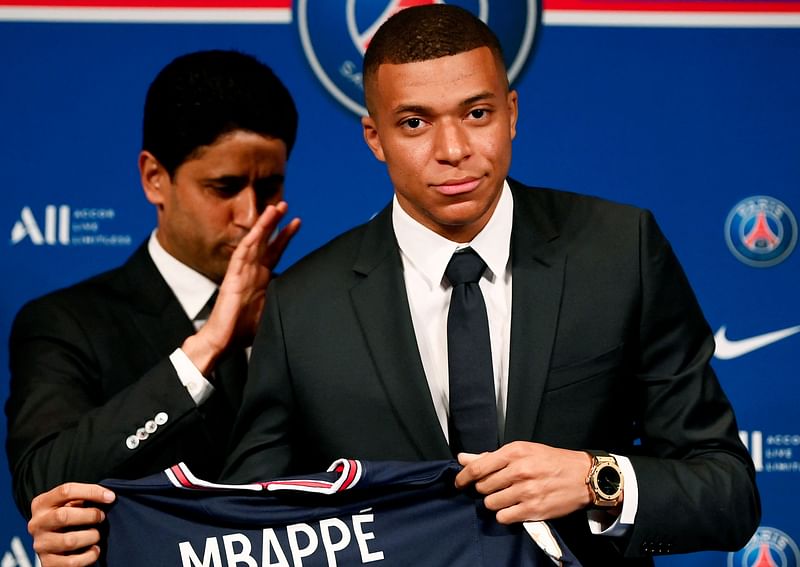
370, 47, 507, 113
180, 130, 287, 174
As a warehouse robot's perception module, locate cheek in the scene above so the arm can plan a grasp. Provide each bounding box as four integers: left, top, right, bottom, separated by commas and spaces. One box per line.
477, 129, 506, 157
383, 141, 428, 179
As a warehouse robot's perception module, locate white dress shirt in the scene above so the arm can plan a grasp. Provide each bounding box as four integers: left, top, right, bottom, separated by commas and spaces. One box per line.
393, 182, 513, 441
391, 181, 637, 533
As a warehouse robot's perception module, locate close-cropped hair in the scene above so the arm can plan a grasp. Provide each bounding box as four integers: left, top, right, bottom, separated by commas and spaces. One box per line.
142, 50, 298, 177
362, 5, 506, 112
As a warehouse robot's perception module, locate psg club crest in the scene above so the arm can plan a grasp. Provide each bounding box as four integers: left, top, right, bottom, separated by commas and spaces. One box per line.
725, 196, 797, 268
728, 526, 800, 567
297, 0, 539, 116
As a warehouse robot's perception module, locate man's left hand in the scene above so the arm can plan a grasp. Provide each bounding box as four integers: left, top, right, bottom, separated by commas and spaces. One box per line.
455, 441, 593, 523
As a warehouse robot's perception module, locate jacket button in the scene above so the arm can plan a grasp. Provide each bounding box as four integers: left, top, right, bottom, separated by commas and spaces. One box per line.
126, 435, 139, 450
144, 420, 157, 434
154, 412, 168, 425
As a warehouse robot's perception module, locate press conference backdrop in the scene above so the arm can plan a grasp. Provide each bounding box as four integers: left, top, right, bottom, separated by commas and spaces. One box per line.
1, 1, 798, 565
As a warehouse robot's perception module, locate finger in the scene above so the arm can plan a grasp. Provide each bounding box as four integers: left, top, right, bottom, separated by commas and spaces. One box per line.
494, 500, 542, 524
265, 217, 301, 267
38, 544, 102, 567
31, 483, 114, 513
482, 480, 531, 511
30, 506, 106, 534
457, 452, 480, 466
255, 201, 288, 239
256, 201, 289, 235
236, 204, 285, 254
34, 527, 102, 556
454, 450, 508, 488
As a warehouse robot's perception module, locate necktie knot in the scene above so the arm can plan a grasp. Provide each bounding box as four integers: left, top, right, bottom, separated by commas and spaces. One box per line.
445, 248, 486, 287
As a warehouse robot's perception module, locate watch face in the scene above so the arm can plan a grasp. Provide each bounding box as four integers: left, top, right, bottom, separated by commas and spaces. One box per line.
597, 465, 621, 497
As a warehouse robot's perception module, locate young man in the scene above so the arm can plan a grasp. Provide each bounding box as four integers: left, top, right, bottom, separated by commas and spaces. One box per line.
5, 50, 300, 566
222, 6, 759, 565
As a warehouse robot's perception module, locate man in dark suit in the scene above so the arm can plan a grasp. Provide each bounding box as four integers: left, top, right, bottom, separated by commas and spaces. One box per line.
5, 50, 300, 566
222, 6, 759, 565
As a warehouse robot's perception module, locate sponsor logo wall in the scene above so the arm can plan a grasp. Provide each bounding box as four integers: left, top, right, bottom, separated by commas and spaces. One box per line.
1, 1, 797, 564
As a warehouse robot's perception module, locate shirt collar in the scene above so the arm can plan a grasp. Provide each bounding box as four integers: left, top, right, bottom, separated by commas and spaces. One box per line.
392, 180, 513, 288
147, 230, 218, 321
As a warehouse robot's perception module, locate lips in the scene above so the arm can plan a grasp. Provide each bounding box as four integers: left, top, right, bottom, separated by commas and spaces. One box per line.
432, 177, 481, 196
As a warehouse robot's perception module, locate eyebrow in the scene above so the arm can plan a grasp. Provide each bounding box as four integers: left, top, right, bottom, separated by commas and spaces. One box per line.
205, 175, 246, 184
392, 91, 497, 116
462, 91, 496, 106
205, 173, 284, 184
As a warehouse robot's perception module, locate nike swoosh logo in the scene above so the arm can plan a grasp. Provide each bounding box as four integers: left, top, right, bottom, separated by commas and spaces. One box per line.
714, 325, 800, 360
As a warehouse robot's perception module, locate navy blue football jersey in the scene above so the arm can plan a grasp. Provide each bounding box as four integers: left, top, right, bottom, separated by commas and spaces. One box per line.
96, 459, 580, 567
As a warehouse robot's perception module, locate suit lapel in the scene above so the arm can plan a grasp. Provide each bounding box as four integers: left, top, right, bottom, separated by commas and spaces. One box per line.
349, 206, 451, 460
504, 182, 567, 443
121, 243, 196, 358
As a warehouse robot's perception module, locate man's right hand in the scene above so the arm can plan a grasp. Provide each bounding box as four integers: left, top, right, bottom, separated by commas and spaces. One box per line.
28, 483, 115, 567
182, 200, 300, 375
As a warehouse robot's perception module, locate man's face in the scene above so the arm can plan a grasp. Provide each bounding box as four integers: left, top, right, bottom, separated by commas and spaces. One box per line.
142, 130, 287, 283
362, 47, 518, 242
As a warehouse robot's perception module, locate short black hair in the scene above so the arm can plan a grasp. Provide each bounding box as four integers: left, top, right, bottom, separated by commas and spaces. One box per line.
363, 5, 506, 113
142, 50, 298, 177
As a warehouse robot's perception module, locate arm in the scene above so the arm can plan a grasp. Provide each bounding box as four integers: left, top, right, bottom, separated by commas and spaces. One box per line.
455, 209, 759, 556
621, 209, 759, 555
6, 304, 198, 518
6, 203, 299, 517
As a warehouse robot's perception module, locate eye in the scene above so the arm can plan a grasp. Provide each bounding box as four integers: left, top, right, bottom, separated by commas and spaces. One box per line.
467, 108, 489, 120
254, 176, 284, 207
210, 183, 242, 197
402, 117, 423, 129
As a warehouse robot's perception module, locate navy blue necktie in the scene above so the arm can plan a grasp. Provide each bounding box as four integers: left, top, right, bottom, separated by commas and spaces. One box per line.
446, 248, 498, 455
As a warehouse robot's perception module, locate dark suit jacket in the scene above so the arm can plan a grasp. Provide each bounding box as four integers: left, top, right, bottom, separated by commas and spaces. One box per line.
5, 242, 242, 518
222, 181, 759, 565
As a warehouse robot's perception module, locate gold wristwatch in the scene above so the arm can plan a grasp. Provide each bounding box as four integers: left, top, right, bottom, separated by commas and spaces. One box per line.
585, 450, 624, 507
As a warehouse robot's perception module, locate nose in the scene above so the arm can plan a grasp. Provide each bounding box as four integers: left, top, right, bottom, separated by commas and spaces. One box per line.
434, 118, 471, 165
233, 186, 259, 229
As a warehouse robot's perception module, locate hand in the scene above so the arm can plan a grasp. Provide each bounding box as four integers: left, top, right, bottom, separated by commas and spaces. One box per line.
454, 441, 593, 523
183, 201, 301, 373
28, 483, 116, 567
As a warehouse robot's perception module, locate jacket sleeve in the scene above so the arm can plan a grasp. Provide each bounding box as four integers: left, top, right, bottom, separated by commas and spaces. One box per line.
5, 297, 204, 519
622, 209, 760, 556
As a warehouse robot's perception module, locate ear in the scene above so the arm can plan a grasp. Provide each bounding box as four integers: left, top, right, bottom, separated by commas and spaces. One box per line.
507, 90, 519, 141
139, 151, 170, 207
361, 116, 386, 162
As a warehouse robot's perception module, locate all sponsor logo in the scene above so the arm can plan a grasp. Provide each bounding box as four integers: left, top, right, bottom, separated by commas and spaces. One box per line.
297, 0, 539, 116
728, 526, 800, 567
1, 536, 39, 567
9, 205, 132, 247
740, 430, 800, 474
724, 196, 797, 268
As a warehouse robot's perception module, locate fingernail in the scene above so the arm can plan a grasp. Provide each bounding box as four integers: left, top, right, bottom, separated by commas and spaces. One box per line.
103, 490, 115, 502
